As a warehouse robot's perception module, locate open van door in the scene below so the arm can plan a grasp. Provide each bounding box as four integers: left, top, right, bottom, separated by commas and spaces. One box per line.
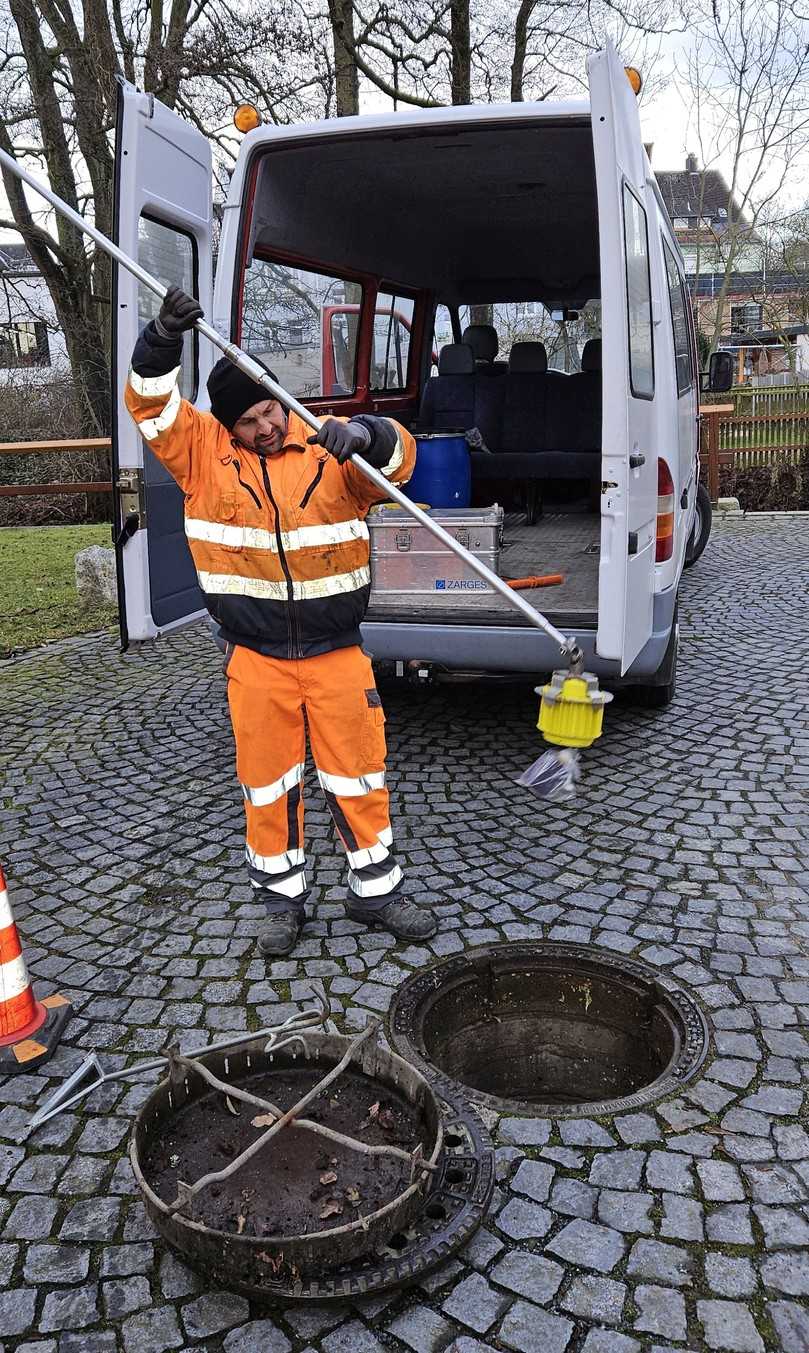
588, 44, 658, 671
111, 81, 214, 646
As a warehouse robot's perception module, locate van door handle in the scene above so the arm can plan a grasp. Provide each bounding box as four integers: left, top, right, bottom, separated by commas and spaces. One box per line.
629, 453, 646, 469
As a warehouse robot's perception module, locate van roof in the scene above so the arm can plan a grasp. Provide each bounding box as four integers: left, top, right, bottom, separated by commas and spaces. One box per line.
236, 103, 599, 306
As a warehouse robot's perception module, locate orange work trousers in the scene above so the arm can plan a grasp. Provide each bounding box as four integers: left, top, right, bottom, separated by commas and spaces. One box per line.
225, 644, 401, 913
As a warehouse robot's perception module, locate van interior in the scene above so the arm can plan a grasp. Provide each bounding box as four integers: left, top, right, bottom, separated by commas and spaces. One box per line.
242, 116, 603, 628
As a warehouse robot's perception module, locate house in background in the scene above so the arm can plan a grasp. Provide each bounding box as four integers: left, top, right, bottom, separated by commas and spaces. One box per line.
656, 155, 808, 383
0, 241, 69, 387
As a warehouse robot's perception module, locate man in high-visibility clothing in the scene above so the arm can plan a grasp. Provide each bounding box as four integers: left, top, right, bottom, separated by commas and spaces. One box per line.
126, 287, 437, 955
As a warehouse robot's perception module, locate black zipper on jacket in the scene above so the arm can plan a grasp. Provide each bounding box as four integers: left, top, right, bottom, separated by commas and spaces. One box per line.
231, 458, 261, 510
257, 453, 300, 659
299, 461, 325, 510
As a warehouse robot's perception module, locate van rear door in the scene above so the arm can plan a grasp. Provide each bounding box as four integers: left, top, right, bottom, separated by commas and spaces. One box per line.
112, 81, 214, 646
588, 44, 658, 671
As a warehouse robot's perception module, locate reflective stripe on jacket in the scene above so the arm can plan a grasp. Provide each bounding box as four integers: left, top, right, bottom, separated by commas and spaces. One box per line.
125, 361, 416, 658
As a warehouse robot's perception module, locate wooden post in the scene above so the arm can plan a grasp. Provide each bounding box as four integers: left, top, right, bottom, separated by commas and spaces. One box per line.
699, 404, 735, 504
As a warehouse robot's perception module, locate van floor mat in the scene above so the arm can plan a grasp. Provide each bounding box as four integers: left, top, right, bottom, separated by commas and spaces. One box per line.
498, 513, 600, 614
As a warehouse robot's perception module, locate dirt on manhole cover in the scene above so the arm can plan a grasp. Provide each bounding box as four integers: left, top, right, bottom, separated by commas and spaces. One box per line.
389, 941, 711, 1117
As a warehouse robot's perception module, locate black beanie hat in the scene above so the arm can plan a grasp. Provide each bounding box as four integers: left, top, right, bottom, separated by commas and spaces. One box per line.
207, 356, 279, 431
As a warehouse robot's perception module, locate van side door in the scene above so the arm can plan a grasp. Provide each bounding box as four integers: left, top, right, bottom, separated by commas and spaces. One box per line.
588, 43, 658, 672
112, 81, 214, 647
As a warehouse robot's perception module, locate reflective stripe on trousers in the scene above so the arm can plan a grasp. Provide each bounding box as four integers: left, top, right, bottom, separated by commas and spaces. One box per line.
226, 644, 403, 907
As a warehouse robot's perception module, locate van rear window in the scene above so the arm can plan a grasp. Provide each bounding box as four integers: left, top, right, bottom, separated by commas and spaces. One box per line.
241, 258, 362, 399
622, 186, 654, 399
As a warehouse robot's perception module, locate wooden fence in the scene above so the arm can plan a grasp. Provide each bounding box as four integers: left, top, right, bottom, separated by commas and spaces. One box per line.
0, 439, 112, 501
702, 383, 809, 419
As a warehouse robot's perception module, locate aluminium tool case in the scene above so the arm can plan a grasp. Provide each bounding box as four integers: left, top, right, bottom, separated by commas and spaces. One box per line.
368, 505, 503, 608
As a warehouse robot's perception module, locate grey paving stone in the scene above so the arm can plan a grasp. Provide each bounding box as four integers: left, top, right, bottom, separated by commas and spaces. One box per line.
744, 1163, 807, 1204
100, 1243, 153, 1277
499, 1118, 550, 1146
626, 1238, 694, 1287
320, 1319, 386, 1352
159, 1251, 203, 1299
58, 1336, 116, 1353
660, 1192, 704, 1241
704, 1253, 758, 1298
181, 1292, 252, 1339
740, 1087, 803, 1116
223, 1322, 292, 1353
4, 1195, 59, 1239
769, 1300, 809, 1353
560, 1273, 626, 1323
597, 1189, 654, 1234
546, 1219, 627, 1273
59, 1197, 120, 1241
646, 1150, 694, 1194
549, 1177, 597, 1219
511, 1159, 554, 1203
633, 1286, 687, 1341
462, 1227, 504, 1270
589, 1150, 645, 1189
754, 1205, 809, 1248
705, 1204, 755, 1245
580, 1334, 640, 1353
761, 1251, 809, 1296
39, 1284, 99, 1332
121, 1306, 184, 1352
697, 1300, 765, 1353
497, 1301, 573, 1353
614, 1113, 660, 1144
442, 1273, 510, 1333
496, 1198, 552, 1240
0, 1288, 36, 1337
697, 1160, 745, 1202
23, 1243, 89, 1284
490, 1249, 564, 1303
706, 1059, 757, 1089
102, 1275, 152, 1319
386, 1306, 457, 1352
559, 1120, 614, 1147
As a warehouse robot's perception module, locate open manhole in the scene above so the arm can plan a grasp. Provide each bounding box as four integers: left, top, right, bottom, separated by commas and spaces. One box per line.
389, 942, 710, 1117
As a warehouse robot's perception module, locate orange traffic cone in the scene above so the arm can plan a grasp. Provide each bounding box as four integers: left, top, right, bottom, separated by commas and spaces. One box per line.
0, 865, 71, 1073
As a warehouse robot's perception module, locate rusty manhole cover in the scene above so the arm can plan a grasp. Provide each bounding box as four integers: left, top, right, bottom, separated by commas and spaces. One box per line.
389, 942, 711, 1117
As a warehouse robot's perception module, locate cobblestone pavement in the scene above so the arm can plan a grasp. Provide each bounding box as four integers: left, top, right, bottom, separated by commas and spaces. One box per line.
1, 515, 808, 1353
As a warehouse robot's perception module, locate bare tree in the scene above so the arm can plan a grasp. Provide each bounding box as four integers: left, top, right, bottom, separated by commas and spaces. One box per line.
0, 0, 329, 435
679, 0, 809, 355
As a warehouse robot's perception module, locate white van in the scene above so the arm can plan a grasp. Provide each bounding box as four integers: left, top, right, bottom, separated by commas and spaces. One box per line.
112, 42, 729, 705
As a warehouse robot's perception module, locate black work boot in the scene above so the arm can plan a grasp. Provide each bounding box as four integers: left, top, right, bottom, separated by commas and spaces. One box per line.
347, 895, 437, 941
257, 908, 303, 957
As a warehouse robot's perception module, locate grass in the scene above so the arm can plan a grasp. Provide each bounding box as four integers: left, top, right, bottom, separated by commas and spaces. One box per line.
0, 524, 118, 657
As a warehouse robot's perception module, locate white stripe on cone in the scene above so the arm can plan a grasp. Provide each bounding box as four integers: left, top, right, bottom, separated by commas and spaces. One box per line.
0, 883, 13, 929
0, 952, 30, 1002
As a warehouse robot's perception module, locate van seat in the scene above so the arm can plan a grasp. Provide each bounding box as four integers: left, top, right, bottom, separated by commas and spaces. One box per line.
500, 342, 548, 453
462, 323, 507, 372
418, 343, 476, 430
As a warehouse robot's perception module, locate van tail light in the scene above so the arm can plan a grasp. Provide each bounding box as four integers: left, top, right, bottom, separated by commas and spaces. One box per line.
656, 459, 675, 562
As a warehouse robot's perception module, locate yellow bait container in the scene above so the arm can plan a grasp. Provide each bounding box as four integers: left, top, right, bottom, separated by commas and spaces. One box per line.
537, 670, 613, 749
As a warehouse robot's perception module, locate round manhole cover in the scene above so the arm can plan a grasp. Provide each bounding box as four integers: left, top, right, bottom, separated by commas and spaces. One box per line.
389, 942, 711, 1117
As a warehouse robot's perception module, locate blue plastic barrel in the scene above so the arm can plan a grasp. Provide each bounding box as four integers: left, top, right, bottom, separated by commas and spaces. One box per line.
408, 434, 471, 508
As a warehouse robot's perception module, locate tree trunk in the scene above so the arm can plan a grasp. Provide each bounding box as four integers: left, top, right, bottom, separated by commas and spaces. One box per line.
329, 0, 360, 116
511, 0, 537, 101
449, 0, 471, 105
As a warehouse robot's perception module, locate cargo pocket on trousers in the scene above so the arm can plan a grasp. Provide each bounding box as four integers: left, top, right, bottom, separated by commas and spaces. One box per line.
360, 691, 386, 767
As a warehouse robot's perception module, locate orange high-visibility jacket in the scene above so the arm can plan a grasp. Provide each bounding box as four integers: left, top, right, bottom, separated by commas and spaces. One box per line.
125, 360, 416, 659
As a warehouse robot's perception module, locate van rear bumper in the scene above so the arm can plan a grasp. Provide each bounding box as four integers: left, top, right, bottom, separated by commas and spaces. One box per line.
360, 586, 677, 678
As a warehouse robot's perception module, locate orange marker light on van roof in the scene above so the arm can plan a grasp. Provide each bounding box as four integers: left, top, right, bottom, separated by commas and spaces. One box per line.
624, 67, 643, 95
234, 104, 261, 133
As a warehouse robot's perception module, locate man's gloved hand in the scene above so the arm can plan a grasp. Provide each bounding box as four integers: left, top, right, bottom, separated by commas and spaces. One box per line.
154, 286, 204, 339
307, 415, 397, 468
307, 418, 372, 464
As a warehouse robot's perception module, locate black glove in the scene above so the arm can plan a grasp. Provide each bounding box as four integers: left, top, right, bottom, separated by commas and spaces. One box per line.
307, 418, 372, 464
307, 415, 398, 467
154, 285, 204, 339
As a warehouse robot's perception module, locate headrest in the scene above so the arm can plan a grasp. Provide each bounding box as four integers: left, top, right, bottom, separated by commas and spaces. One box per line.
462, 324, 499, 364
438, 343, 475, 376
581, 338, 602, 371
508, 342, 548, 374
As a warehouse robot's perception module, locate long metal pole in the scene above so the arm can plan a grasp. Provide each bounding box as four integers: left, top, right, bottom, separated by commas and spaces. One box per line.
0, 147, 575, 654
